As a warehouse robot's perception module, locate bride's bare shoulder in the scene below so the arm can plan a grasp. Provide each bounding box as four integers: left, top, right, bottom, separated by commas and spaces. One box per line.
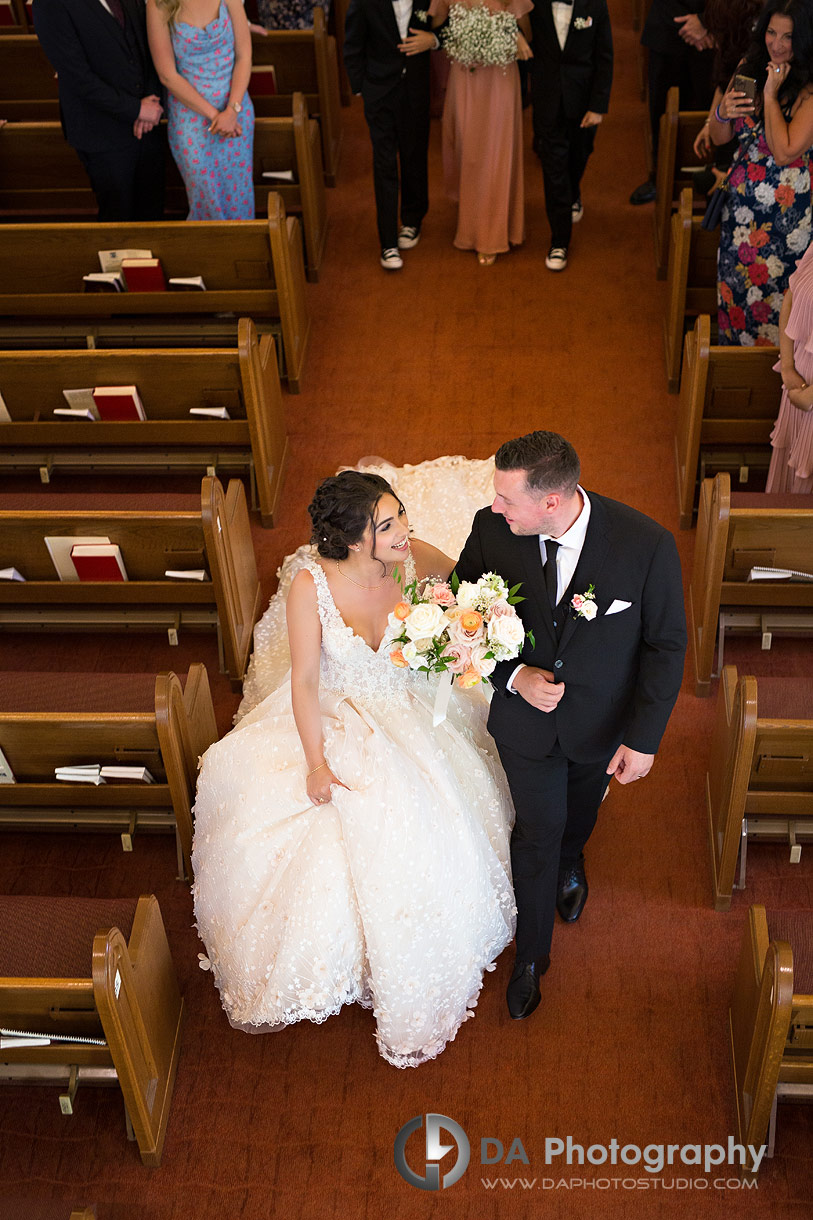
410, 537, 455, 581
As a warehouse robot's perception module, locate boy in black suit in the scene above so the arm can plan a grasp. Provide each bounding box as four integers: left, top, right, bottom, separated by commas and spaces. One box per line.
344, 0, 437, 271
530, 0, 614, 271
34, 0, 165, 221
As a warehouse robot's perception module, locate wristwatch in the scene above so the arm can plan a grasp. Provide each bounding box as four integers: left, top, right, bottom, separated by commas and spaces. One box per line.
230, 100, 242, 114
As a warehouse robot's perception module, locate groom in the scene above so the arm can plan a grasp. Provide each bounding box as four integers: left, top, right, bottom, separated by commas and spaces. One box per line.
455, 432, 686, 1019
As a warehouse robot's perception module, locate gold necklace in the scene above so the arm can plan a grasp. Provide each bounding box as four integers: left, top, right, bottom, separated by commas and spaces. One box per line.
334, 560, 393, 590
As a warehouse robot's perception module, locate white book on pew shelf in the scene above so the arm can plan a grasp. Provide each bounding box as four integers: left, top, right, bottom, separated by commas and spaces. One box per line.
62, 387, 100, 417
55, 770, 106, 785
0, 1027, 107, 1047
165, 569, 208, 580
99, 765, 155, 783
56, 764, 101, 774
54, 408, 97, 421
1, 1037, 52, 1049
45, 535, 110, 582
189, 406, 230, 419
83, 272, 125, 292
0, 389, 10, 423
98, 247, 153, 273
261, 170, 295, 182
749, 566, 813, 582
70, 543, 128, 582
0, 568, 24, 582
0, 746, 15, 785
168, 276, 207, 291
92, 385, 146, 421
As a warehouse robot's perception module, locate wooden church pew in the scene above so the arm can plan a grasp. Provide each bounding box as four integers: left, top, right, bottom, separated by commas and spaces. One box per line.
653, 88, 708, 279
706, 665, 813, 910
0, 317, 289, 528
675, 314, 779, 528
0, 664, 217, 879
664, 187, 718, 392
0, 476, 261, 684
0, 893, 183, 1168
0, 34, 59, 121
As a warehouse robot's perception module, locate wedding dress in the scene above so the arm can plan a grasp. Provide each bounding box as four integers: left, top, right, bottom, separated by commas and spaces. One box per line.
192, 455, 515, 1067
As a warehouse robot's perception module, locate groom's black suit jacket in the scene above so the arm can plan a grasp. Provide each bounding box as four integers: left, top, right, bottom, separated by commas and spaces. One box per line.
530, 0, 614, 121
456, 495, 687, 764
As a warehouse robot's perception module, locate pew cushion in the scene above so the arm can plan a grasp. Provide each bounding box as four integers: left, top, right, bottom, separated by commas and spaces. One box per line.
756, 677, 813, 721
0, 672, 157, 714
767, 909, 813, 993
0, 896, 137, 978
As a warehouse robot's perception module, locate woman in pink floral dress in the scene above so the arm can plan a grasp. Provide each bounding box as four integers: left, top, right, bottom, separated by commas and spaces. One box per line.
768, 240, 813, 491
148, 0, 255, 220
709, 0, 813, 345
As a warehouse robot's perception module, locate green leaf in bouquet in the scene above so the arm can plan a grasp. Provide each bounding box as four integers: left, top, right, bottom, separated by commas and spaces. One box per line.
450, 571, 460, 594
527, 630, 535, 650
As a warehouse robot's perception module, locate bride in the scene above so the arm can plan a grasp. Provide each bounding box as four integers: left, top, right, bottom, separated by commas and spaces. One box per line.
192, 458, 516, 1067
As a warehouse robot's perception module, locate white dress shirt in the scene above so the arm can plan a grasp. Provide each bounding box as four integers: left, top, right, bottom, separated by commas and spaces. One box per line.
551, 0, 573, 50
507, 487, 591, 691
392, 0, 412, 40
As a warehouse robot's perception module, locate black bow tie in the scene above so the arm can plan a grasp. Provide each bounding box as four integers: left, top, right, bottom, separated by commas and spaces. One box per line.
554, 0, 574, 5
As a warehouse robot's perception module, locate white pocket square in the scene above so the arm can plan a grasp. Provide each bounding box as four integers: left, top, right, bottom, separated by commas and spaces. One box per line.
606, 599, 632, 616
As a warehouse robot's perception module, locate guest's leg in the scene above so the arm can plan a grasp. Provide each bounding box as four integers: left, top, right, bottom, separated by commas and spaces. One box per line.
363, 92, 400, 250
397, 80, 430, 229
559, 755, 615, 865
76, 143, 139, 221
496, 743, 569, 961
646, 49, 682, 169
133, 125, 167, 220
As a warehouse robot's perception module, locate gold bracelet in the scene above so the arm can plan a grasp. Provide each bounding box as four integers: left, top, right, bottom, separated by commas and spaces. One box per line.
307, 761, 328, 777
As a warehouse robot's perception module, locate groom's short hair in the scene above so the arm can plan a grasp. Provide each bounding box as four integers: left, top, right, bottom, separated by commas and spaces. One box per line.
495, 431, 580, 498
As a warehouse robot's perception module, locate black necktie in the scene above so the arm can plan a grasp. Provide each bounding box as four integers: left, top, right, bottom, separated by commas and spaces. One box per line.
107, 0, 126, 28
543, 540, 560, 608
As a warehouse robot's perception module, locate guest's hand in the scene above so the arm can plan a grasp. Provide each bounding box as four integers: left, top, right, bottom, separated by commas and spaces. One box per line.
307, 765, 349, 806
138, 95, 163, 126
516, 32, 533, 60
248, 21, 267, 35
399, 29, 436, 55
133, 118, 156, 140
781, 365, 806, 392
692, 121, 712, 158
764, 60, 790, 101
606, 745, 654, 785
674, 13, 707, 47
580, 111, 603, 128
788, 384, 813, 411
512, 666, 565, 713
719, 84, 754, 122
209, 109, 242, 138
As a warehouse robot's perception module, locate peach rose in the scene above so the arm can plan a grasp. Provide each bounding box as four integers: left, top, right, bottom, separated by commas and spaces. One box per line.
393, 601, 411, 621
460, 609, 483, 633
390, 649, 408, 668
457, 668, 482, 690
441, 642, 471, 674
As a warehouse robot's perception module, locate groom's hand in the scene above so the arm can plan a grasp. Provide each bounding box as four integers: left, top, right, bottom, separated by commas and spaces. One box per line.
606, 745, 654, 785
512, 666, 565, 712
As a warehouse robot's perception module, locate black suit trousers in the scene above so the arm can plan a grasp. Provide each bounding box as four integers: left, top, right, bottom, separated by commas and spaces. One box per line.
532, 93, 596, 249
76, 126, 166, 222
363, 77, 429, 249
497, 739, 612, 961
647, 47, 713, 163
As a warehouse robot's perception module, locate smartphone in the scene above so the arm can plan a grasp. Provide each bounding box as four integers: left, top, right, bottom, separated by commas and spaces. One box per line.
733, 74, 758, 103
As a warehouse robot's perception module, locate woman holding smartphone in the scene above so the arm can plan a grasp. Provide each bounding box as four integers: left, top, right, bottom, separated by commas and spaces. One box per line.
710, 0, 813, 345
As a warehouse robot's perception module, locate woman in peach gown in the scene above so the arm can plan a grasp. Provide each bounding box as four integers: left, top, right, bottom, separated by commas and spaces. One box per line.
769, 240, 813, 493
429, 0, 533, 265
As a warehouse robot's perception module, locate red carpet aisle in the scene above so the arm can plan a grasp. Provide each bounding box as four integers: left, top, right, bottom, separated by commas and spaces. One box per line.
1, 5, 812, 1218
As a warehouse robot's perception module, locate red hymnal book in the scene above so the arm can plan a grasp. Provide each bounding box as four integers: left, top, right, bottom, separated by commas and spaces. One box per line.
70, 544, 128, 582
92, 385, 146, 421
0, 1, 16, 27
120, 258, 166, 292
249, 65, 277, 96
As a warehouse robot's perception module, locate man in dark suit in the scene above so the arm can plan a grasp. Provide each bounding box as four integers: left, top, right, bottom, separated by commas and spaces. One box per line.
630, 0, 714, 204
529, 0, 614, 271
456, 432, 686, 1019
343, 0, 436, 271
34, 0, 166, 221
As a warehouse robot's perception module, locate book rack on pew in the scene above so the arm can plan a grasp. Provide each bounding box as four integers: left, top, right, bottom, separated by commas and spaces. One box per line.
0, 476, 261, 685
0, 317, 289, 527
0, 194, 309, 392
0, 665, 217, 879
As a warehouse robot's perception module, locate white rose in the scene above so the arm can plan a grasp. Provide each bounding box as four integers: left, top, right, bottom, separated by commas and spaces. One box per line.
402, 641, 427, 669
470, 643, 497, 677
487, 611, 526, 653
403, 602, 447, 640
580, 600, 598, 621
454, 581, 481, 609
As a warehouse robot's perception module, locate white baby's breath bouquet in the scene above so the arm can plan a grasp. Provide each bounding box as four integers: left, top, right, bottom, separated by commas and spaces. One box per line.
442, 2, 520, 70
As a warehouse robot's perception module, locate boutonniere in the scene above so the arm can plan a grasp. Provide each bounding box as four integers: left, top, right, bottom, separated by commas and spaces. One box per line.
573, 16, 593, 28
413, 9, 429, 19
571, 584, 597, 620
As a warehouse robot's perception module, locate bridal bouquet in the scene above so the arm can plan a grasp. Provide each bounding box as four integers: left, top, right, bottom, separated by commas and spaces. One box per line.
387, 572, 533, 719
441, 3, 520, 71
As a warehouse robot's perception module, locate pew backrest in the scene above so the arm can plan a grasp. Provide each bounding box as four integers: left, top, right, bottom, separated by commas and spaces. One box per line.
664, 187, 718, 391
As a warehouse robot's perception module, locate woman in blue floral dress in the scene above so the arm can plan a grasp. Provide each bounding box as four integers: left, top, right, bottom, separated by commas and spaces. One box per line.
710, 0, 813, 346
148, 0, 255, 220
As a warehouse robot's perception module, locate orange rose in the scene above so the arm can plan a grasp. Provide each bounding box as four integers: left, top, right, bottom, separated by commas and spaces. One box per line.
393, 602, 411, 621
390, 649, 408, 668
459, 610, 483, 633
457, 668, 482, 689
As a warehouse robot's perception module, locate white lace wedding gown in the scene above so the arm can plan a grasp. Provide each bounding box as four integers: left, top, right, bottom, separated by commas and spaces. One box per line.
192, 456, 516, 1067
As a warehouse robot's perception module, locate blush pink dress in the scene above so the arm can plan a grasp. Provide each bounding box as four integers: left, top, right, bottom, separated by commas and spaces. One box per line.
768, 242, 813, 493
429, 0, 532, 255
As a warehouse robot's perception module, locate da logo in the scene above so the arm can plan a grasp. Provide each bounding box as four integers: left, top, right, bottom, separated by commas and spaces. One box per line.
394, 1113, 470, 1191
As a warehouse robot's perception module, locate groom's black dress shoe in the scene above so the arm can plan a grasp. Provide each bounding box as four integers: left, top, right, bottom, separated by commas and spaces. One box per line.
506, 956, 550, 1020
557, 859, 588, 922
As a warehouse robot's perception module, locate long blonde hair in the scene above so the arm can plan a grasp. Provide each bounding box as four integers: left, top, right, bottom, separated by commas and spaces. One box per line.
154, 0, 183, 25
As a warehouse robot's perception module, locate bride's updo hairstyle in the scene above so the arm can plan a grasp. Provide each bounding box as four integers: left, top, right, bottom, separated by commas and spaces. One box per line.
308, 471, 403, 561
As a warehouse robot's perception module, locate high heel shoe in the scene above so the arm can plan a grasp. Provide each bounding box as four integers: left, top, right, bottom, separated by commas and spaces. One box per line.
477, 252, 496, 266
